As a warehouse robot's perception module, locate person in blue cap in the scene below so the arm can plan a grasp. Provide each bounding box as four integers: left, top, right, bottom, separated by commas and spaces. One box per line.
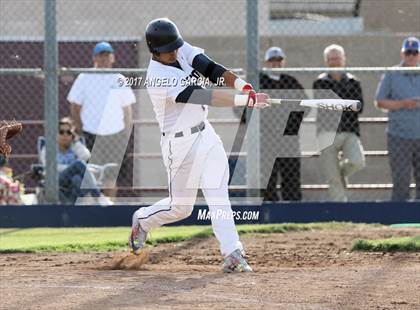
375, 36, 420, 201
93, 41, 114, 54
67, 41, 136, 201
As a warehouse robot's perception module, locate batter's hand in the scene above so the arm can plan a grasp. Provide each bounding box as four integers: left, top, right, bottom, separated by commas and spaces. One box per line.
247, 91, 270, 109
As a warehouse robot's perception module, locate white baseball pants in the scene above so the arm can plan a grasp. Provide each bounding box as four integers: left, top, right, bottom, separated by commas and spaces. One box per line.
133, 121, 242, 256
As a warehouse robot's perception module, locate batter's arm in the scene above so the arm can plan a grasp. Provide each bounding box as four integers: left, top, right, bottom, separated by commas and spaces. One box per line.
192, 54, 253, 92
211, 89, 237, 107
221, 71, 240, 89
176, 86, 233, 107
176, 86, 269, 109
70, 102, 83, 134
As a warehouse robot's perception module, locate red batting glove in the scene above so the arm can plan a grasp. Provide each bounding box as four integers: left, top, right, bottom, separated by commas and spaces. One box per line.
236, 82, 269, 109
241, 84, 259, 108
247, 92, 270, 109
242, 83, 254, 93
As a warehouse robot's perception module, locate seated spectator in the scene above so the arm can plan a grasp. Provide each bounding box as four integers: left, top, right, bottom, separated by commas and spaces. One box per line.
40, 117, 112, 205
0, 155, 23, 205
313, 44, 365, 202
375, 36, 420, 201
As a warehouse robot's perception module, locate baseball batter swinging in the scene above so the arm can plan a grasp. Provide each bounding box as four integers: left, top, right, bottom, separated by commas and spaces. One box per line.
129, 18, 270, 272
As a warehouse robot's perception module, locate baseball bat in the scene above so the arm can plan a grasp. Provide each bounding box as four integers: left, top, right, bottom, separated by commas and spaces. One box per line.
267, 99, 361, 112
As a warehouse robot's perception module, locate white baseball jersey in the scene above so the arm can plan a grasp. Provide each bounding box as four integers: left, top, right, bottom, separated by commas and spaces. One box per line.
146, 41, 208, 133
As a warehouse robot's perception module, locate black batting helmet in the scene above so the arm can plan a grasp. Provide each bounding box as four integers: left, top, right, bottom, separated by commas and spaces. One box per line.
146, 18, 184, 53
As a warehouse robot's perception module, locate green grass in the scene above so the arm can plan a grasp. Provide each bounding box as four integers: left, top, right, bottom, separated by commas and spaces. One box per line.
352, 235, 420, 252
0, 226, 212, 253
389, 224, 420, 228
0, 222, 373, 254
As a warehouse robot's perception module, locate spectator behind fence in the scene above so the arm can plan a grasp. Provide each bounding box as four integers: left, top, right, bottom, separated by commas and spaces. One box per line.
0, 154, 23, 205
40, 117, 113, 205
67, 41, 136, 200
260, 47, 307, 201
313, 44, 365, 202
375, 36, 420, 201
0, 121, 24, 205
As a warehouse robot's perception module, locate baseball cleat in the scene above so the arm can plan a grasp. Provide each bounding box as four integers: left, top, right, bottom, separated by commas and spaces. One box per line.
128, 221, 148, 255
222, 249, 253, 273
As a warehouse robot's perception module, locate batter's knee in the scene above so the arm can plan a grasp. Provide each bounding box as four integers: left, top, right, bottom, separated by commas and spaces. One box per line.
132, 209, 142, 227
171, 202, 194, 220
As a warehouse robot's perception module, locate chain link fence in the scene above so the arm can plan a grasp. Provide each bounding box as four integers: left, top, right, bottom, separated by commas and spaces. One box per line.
251, 68, 419, 202
1, 0, 419, 204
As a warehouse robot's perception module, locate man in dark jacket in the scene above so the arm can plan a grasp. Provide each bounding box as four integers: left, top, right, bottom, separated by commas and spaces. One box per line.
313, 44, 365, 202
260, 47, 307, 201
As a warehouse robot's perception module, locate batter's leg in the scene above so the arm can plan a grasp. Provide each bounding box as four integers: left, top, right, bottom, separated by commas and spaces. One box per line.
132, 135, 203, 232
133, 169, 199, 233
200, 142, 243, 257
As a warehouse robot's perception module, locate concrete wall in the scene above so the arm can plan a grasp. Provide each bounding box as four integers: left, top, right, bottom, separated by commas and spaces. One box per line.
361, 0, 420, 33
2, 0, 419, 38
0, 0, 249, 38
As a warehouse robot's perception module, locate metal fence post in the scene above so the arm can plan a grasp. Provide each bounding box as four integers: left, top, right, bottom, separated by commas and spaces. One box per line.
246, 0, 260, 199
44, 0, 59, 203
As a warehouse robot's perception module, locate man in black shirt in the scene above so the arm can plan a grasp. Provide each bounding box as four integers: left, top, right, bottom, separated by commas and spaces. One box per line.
313, 44, 365, 202
260, 47, 307, 201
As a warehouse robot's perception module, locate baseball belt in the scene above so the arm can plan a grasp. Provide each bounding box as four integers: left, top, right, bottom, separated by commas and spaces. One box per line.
162, 121, 205, 138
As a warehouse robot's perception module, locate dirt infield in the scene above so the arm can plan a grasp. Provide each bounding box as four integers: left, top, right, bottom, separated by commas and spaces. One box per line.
1, 226, 419, 310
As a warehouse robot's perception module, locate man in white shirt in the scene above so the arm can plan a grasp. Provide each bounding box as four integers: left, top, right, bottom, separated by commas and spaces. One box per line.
129, 18, 270, 272
67, 41, 136, 198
